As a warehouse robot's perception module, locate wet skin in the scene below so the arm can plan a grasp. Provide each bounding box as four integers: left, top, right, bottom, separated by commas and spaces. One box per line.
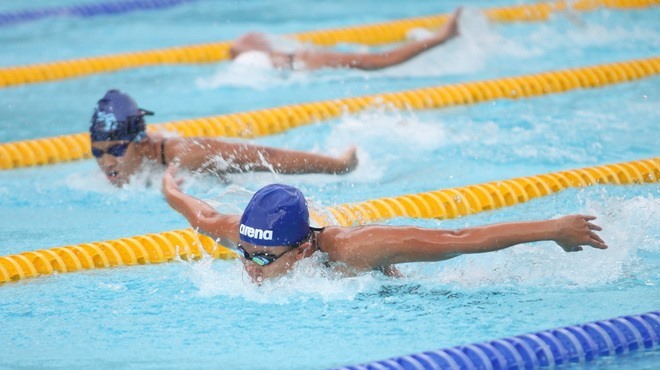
91, 140, 142, 186
237, 242, 310, 282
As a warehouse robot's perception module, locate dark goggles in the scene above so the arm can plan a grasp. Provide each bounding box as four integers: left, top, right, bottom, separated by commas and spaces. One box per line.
236, 233, 311, 266
91, 142, 130, 158
236, 245, 286, 266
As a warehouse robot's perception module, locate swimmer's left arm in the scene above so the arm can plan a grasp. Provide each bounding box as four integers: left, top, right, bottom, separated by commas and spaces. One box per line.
304, 7, 461, 71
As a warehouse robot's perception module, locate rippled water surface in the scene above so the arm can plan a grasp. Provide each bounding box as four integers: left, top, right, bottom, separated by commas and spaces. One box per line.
0, 1, 658, 369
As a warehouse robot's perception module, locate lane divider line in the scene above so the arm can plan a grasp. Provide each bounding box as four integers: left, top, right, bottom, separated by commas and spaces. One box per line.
1, 56, 657, 170
0, 0, 656, 88
1, 156, 657, 283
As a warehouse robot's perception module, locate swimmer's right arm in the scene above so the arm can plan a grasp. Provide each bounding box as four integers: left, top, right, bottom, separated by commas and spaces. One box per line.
333, 215, 607, 269
162, 166, 240, 246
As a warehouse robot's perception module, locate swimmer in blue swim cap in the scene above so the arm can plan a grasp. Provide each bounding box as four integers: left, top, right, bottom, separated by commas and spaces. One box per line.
163, 166, 609, 282
89, 89, 358, 186
229, 7, 461, 71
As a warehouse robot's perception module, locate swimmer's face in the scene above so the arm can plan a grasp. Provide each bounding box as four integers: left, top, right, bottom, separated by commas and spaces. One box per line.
230, 32, 272, 59
236, 242, 308, 283
91, 140, 142, 186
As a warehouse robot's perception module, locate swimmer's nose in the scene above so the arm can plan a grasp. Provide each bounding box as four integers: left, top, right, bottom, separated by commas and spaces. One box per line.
97, 154, 117, 168
245, 264, 264, 283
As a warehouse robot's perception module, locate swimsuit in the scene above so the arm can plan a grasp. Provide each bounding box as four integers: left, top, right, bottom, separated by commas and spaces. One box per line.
287, 53, 295, 69
160, 139, 168, 165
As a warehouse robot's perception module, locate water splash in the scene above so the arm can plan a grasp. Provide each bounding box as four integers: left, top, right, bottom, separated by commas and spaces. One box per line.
377, 7, 537, 79
410, 191, 659, 289
176, 191, 658, 301
529, 11, 660, 50
193, 7, 532, 90
180, 250, 384, 304
328, 106, 448, 153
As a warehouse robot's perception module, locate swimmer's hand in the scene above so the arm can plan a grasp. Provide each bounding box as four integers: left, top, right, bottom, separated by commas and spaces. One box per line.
553, 215, 608, 252
162, 165, 184, 196
436, 6, 461, 40
335, 146, 358, 174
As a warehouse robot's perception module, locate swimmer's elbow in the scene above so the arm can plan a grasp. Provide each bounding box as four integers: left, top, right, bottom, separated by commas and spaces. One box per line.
194, 214, 227, 236
349, 54, 390, 70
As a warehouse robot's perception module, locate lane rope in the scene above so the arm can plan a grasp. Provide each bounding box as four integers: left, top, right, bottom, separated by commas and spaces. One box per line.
335, 311, 660, 370
1, 157, 657, 283
317, 157, 659, 226
0, 0, 196, 26
0, 229, 234, 283
0, 0, 656, 88
1, 56, 657, 170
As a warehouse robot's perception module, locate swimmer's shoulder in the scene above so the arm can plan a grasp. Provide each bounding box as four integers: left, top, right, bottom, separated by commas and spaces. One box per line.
317, 225, 357, 256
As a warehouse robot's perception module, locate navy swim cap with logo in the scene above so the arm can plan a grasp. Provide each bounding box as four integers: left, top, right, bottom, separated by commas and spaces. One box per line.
239, 184, 310, 247
90, 89, 154, 142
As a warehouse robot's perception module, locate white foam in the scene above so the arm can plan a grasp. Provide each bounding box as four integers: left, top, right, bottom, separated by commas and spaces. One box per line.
529, 13, 660, 50
232, 50, 274, 69
181, 249, 383, 304
196, 54, 282, 90
374, 7, 538, 79
174, 189, 658, 300
195, 8, 536, 90
328, 106, 448, 152
65, 161, 164, 198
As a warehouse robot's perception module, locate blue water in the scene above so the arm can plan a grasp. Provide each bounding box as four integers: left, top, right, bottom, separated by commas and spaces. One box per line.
0, 1, 659, 369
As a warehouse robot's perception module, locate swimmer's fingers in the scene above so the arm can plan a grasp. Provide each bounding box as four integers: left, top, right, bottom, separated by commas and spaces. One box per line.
579, 214, 602, 231
579, 215, 607, 249
588, 231, 608, 249
163, 165, 184, 189
167, 165, 185, 184
165, 164, 179, 177
587, 222, 602, 231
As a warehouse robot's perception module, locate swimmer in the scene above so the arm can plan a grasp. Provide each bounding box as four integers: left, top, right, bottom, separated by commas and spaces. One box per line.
229, 7, 462, 71
90, 89, 358, 186
162, 167, 608, 282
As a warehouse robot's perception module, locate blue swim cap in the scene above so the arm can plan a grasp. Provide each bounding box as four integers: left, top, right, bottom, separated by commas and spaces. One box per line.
90, 89, 154, 142
239, 184, 310, 247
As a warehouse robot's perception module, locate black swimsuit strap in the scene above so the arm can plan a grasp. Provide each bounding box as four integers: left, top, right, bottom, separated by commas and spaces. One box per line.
310, 227, 324, 251
160, 139, 168, 165
288, 53, 295, 70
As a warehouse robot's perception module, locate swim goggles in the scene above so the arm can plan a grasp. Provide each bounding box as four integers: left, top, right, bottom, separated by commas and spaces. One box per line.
236, 245, 288, 266
91, 142, 130, 158
236, 233, 311, 266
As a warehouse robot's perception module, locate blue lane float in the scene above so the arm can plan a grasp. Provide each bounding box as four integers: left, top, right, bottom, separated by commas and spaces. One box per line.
0, 0, 196, 26
337, 311, 659, 369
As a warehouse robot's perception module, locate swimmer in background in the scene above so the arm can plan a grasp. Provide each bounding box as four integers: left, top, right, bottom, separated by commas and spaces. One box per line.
229, 7, 462, 71
163, 167, 609, 282
90, 89, 358, 187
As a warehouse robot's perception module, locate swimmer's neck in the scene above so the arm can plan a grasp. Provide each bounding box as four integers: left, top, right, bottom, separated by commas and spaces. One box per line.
268, 50, 295, 69
133, 135, 161, 163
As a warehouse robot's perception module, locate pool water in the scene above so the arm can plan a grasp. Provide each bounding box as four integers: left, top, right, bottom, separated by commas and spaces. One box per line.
0, 1, 658, 369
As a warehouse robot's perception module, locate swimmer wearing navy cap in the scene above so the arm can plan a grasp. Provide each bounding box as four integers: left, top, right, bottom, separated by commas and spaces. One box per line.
89, 89, 358, 186
229, 8, 461, 71
163, 166, 608, 282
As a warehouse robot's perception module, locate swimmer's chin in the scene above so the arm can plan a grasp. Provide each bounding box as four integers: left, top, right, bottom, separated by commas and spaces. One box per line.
105, 172, 129, 187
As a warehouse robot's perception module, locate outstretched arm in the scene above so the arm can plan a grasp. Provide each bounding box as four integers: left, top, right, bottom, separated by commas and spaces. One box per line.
331, 215, 607, 269
162, 165, 241, 247
170, 137, 358, 175
302, 7, 461, 70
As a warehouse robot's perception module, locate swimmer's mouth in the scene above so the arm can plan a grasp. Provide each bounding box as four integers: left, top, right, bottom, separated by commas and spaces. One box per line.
105, 171, 119, 182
